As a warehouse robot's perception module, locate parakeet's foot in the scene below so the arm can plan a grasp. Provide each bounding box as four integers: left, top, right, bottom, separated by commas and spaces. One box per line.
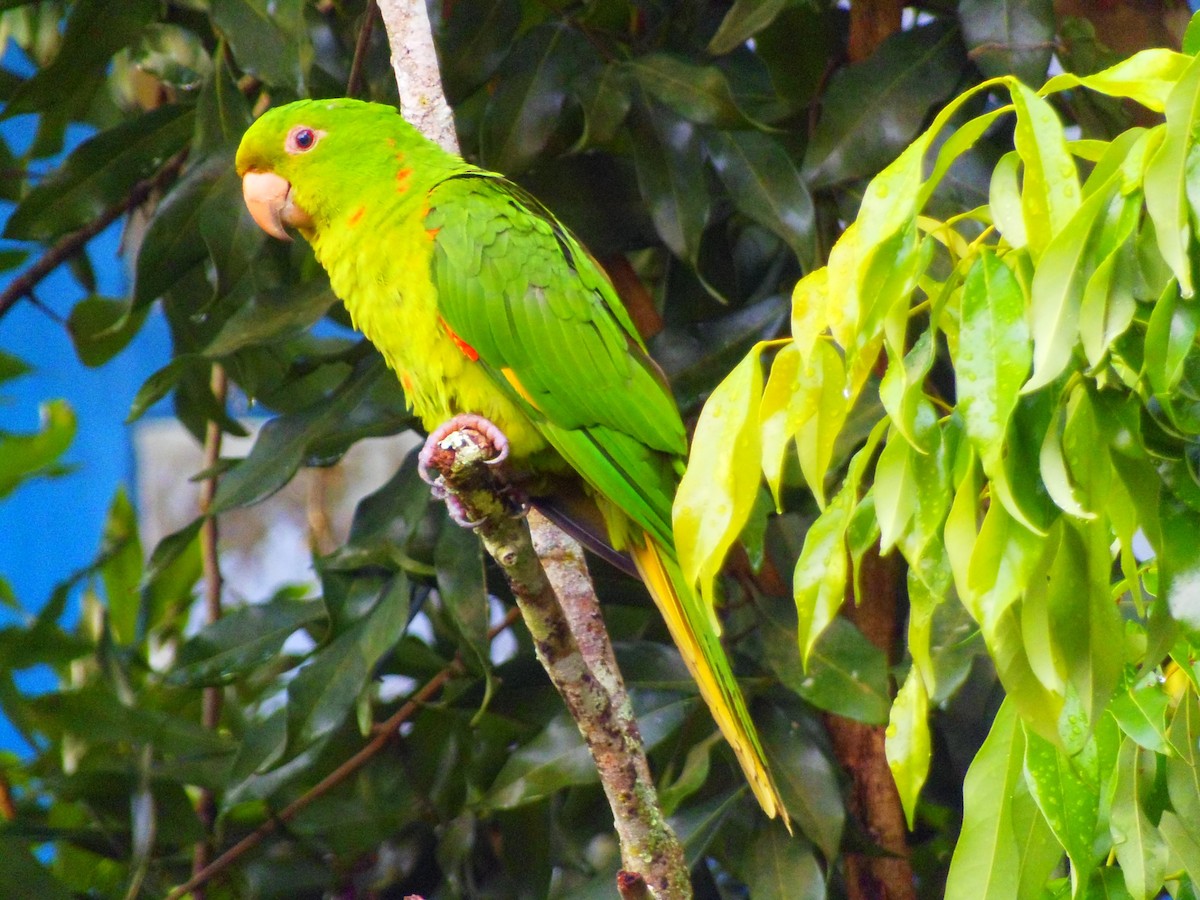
418, 414, 526, 528
418, 414, 510, 485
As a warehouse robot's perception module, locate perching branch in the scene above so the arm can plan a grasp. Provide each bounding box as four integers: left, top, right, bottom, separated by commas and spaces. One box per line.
424, 427, 690, 898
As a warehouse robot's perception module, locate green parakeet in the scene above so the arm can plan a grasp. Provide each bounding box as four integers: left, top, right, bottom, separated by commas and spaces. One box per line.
235, 98, 786, 826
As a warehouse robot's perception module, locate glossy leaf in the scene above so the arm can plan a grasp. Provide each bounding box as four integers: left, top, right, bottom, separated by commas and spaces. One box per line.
707, 0, 789, 56
1109, 738, 1169, 899
674, 346, 763, 601
1011, 80, 1081, 259
959, 0, 1054, 85
629, 104, 711, 264
886, 665, 930, 829
707, 129, 816, 270
957, 251, 1030, 472
803, 22, 965, 189
210, 0, 311, 92
742, 825, 824, 900
945, 701, 1060, 900
4, 105, 192, 241
1144, 53, 1200, 297
628, 53, 760, 128
1043, 49, 1192, 113
479, 24, 594, 174
1023, 726, 1099, 879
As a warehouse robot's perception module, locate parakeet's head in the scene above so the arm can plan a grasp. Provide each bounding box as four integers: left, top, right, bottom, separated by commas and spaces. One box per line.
235, 98, 432, 241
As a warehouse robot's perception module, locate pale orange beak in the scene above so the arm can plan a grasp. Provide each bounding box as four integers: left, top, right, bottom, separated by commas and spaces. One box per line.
241, 170, 313, 241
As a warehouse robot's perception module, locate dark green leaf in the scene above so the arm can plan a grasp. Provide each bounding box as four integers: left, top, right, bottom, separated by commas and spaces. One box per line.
211, 0, 311, 92
803, 22, 966, 190
708, 0, 790, 57
759, 704, 843, 859
479, 24, 594, 174
171, 594, 325, 686
958, 0, 1055, 86
628, 53, 762, 128
706, 129, 816, 271
4, 105, 192, 241
441, 0, 522, 103
285, 573, 410, 751
66, 297, 150, 368
629, 103, 711, 264
741, 824, 824, 899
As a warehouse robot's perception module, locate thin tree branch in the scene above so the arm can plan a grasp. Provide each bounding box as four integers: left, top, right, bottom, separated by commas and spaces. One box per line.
190, 363, 228, 897
165, 607, 520, 900
0, 149, 188, 321
424, 428, 689, 898
345, 0, 379, 98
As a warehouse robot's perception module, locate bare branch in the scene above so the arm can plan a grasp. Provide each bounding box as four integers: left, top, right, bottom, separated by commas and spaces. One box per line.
375, 0, 459, 153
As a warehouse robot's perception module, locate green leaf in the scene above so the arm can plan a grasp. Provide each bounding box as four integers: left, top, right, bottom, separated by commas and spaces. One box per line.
760, 343, 815, 507
170, 594, 325, 686
885, 665, 930, 829
959, 0, 1054, 85
803, 22, 965, 189
1109, 738, 1169, 899
957, 251, 1031, 473
759, 705, 843, 859
193, 43, 252, 158
440, 0, 522, 103
66, 297, 150, 368
1109, 679, 1171, 754
762, 611, 891, 725
202, 279, 337, 358
211, 0, 311, 92
1160, 811, 1200, 886
706, 129, 816, 270
3, 105, 192, 241
1024, 175, 1119, 392
873, 430, 917, 553
741, 824, 824, 900
0, 399, 76, 499
1043, 48, 1193, 113
674, 346, 763, 602
794, 339, 850, 507
1023, 726, 1099, 880
945, 701, 1060, 900
1045, 519, 1123, 731
212, 357, 409, 514
1145, 53, 1200, 297
629, 103, 711, 264
707, 0, 789, 56
100, 488, 143, 645
1144, 280, 1200, 401
479, 24, 593, 174
1159, 495, 1200, 638
1010, 80, 1082, 260
792, 490, 850, 667
434, 520, 490, 679
482, 692, 690, 810
285, 574, 410, 752
0, 838, 74, 900
628, 53, 761, 128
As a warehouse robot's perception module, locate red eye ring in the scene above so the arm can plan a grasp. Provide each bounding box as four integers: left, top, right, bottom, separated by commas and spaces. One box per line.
287, 126, 319, 154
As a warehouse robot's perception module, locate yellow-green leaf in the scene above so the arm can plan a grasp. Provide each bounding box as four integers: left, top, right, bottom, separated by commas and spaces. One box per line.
886, 665, 931, 830
675, 346, 764, 601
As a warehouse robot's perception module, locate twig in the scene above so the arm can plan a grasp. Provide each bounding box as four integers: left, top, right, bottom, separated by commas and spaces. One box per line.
165, 607, 520, 900
190, 363, 228, 897
0, 770, 15, 821
425, 428, 690, 898
345, 0, 379, 98
0, 149, 188, 321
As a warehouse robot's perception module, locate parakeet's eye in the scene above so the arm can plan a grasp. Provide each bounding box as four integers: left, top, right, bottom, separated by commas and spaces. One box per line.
286, 126, 320, 154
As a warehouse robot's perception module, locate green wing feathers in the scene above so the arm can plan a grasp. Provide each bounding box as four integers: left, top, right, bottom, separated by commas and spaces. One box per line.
425, 175, 788, 827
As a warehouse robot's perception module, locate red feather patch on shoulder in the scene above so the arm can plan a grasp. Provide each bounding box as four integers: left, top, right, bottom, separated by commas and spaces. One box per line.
347, 205, 366, 227
395, 167, 413, 193
439, 317, 479, 361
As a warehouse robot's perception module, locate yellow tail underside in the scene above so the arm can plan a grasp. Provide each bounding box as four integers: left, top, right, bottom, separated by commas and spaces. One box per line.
629, 535, 790, 832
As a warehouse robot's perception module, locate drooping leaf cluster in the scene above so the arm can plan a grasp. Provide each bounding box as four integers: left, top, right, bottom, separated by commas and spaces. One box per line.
676, 28, 1200, 899
0, 0, 1179, 897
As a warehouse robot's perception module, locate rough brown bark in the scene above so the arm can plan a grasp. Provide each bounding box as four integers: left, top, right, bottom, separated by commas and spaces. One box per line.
826, 549, 915, 900
425, 428, 690, 898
